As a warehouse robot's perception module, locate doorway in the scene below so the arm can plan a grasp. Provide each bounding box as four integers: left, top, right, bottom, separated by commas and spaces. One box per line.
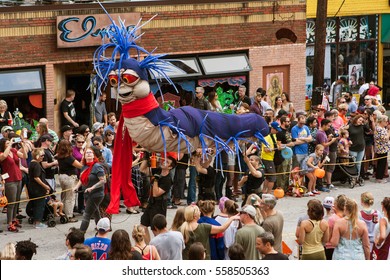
66, 75, 92, 126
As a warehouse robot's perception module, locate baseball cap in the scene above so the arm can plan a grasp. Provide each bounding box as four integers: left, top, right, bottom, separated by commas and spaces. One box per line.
92, 122, 104, 133
270, 121, 282, 132
60, 125, 73, 133
239, 205, 257, 218
1, 126, 13, 134
40, 134, 54, 142
96, 217, 111, 232
323, 196, 334, 209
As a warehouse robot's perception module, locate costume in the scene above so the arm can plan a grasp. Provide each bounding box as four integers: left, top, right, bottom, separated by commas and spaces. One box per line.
91, 6, 270, 214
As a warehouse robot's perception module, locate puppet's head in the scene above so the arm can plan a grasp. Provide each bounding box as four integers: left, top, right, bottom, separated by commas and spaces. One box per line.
92, 4, 177, 105
108, 59, 151, 104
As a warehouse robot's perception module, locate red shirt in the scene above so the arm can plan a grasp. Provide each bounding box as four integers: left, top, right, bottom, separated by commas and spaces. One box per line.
0, 148, 22, 182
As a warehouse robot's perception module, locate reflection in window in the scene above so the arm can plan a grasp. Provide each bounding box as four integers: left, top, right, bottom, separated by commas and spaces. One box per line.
149, 58, 201, 79
199, 54, 251, 75
0, 69, 44, 94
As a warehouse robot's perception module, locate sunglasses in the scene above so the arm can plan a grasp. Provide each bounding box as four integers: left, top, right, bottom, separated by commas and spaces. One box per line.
108, 73, 139, 87
77, 141, 85, 144
93, 142, 100, 146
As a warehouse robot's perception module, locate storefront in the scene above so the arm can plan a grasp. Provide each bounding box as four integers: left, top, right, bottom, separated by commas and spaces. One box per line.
306, 0, 390, 108
0, 0, 307, 132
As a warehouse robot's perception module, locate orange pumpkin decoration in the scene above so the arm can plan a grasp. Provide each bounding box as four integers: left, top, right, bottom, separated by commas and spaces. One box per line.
0, 195, 8, 207
314, 168, 325, 178
274, 187, 285, 199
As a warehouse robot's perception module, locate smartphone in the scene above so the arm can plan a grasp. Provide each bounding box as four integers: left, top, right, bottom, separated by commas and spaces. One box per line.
13, 137, 21, 143
1, 173, 9, 180
23, 130, 28, 139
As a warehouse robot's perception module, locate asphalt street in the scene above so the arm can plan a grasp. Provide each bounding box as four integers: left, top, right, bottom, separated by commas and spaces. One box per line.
0, 174, 388, 260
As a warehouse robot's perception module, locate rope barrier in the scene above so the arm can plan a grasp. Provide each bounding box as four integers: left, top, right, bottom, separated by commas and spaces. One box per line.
3, 155, 388, 206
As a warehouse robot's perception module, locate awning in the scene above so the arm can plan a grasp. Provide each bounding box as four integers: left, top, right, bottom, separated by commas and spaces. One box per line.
381, 14, 390, 43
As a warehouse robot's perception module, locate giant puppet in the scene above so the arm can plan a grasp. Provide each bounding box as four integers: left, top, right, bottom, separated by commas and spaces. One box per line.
92, 5, 270, 214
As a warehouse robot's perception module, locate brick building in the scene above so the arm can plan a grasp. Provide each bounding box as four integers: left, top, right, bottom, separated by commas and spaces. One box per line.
0, 0, 307, 132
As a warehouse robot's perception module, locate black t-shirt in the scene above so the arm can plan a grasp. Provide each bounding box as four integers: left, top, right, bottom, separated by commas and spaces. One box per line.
326, 126, 338, 153
276, 128, 292, 144
152, 168, 172, 198
348, 124, 365, 152
42, 148, 56, 179
246, 169, 265, 193
58, 156, 78, 176
198, 166, 216, 189
28, 161, 47, 198
60, 99, 76, 126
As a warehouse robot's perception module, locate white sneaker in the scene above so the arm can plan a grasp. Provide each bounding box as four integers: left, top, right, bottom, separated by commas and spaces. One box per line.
327, 184, 338, 190
35, 223, 48, 229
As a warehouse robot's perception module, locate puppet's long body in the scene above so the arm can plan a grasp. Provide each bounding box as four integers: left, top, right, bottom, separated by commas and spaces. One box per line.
127, 105, 269, 153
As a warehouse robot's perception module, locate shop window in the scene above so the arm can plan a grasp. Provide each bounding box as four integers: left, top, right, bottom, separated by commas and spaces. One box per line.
0, 68, 44, 95
199, 53, 251, 75
149, 57, 201, 79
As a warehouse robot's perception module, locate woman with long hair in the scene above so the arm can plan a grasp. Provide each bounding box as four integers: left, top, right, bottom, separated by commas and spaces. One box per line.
208, 91, 222, 112
131, 224, 160, 260
57, 139, 82, 222
0, 137, 27, 232
273, 96, 283, 117
73, 146, 106, 232
28, 148, 52, 229
298, 199, 329, 260
347, 114, 366, 176
331, 198, 370, 260
281, 92, 295, 119
180, 204, 239, 260
170, 207, 185, 231
373, 115, 390, 183
108, 229, 142, 260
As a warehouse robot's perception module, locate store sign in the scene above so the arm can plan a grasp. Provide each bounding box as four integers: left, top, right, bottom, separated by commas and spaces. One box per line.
56, 13, 140, 48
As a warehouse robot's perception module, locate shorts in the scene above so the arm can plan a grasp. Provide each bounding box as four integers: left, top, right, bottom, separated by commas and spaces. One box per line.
325, 152, 337, 173
262, 159, 276, 182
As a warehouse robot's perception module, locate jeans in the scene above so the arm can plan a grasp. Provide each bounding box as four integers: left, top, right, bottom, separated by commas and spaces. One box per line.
80, 193, 104, 232
173, 168, 187, 199
187, 166, 198, 204
4, 181, 22, 224
349, 150, 365, 176
32, 197, 46, 223
276, 158, 292, 192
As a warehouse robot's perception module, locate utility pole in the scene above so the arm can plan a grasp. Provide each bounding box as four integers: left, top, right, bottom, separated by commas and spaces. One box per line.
311, 0, 328, 106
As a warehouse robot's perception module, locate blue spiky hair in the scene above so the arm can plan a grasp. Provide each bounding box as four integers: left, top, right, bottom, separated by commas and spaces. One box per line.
92, 2, 177, 98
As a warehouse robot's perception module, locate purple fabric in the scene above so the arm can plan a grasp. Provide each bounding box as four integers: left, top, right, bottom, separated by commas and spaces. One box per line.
145, 106, 269, 139
315, 130, 329, 154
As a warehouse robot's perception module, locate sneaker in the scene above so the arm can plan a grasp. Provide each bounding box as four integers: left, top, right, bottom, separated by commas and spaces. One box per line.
7, 224, 19, 233
167, 204, 178, 209
16, 214, 26, 219
67, 218, 78, 223
318, 187, 330, 192
35, 223, 48, 229
12, 220, 22, 228
307, 191, 315, 196
312, 190, 320, 195
327, 184, 338, 190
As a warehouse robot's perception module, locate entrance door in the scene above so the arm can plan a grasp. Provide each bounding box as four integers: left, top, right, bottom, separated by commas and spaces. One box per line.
383, 54, 390, 109
66, 75, 92, 126
263, 65, 290, 106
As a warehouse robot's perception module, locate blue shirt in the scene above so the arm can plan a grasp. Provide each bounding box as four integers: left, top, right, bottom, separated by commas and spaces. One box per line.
291, 125, 310, 155
84, 236, 111, 260
100, 146, 113, 168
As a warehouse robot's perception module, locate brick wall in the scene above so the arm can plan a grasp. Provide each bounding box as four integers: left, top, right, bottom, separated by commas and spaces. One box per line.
249, 44, 307, 112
